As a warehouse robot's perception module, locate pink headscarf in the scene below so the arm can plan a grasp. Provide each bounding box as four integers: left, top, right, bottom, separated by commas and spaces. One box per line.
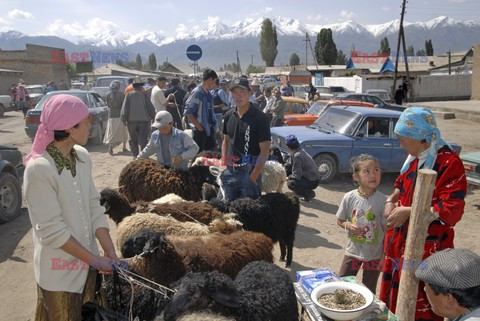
24, 94, 90, 165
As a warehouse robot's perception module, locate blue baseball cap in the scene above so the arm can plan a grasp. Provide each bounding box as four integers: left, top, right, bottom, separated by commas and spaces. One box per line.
285, 134, 299, 148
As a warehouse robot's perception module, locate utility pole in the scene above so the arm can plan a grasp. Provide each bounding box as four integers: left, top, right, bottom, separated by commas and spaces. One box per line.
393, 0, 409, 100
448, 50, 451, 75
303, 33, 308, 68
251, 55, 254, 66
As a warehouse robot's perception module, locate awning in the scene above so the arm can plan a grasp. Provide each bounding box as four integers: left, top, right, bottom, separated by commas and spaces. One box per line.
379, 57, 395, 73
346, 57, 355, 70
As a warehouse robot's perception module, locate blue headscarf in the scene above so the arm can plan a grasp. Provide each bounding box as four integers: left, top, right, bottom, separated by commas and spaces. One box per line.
394, 107, 449, 174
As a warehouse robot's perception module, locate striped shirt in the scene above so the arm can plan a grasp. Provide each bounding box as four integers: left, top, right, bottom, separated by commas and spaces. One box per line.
290, 148, 321, 181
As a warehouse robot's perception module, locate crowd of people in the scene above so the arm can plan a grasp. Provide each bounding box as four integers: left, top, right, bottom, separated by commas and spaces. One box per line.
20, 67, 479, 321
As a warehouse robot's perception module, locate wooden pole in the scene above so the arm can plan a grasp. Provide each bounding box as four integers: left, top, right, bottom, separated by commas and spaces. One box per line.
396, 169, 439, 321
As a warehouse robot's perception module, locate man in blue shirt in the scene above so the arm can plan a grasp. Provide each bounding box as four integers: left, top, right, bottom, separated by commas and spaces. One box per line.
184, 69, 218, 152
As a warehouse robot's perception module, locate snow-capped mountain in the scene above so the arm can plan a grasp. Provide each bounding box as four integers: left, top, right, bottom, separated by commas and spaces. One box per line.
1, 16, 479, 68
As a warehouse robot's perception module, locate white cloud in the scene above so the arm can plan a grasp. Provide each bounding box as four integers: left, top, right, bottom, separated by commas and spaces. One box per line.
340, 10, 355, 20
265, 7, 273, 12
381, 6, 390, 11
7, 9, 33, 19
307, 14, 323, 21
0, 17, 11, 25
44, 18, 123, 42
206, 16, 220, 27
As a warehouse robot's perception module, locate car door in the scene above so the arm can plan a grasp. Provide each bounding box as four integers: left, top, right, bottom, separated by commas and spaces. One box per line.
351, 116, 394, 171
90, 93, 109, 122
390, 117, 408, 171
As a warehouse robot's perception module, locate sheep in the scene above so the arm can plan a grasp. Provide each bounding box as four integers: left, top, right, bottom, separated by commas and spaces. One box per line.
209, 192, 300, 268
118, 159, 216, 202
100, 188, 227, 225
122, 230, 274, 286
162, 260, 299, 321
192, 157, 287, 194
115, 213, 242, 251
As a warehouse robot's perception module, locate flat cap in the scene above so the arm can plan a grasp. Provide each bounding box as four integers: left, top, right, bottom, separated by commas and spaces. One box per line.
415, 248, 480, 289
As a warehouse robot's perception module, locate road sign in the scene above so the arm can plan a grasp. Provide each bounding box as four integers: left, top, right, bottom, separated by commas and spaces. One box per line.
186, 45, 202, 61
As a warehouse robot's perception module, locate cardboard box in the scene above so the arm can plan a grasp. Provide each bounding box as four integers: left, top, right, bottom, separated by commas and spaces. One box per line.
296, 268, 341, 294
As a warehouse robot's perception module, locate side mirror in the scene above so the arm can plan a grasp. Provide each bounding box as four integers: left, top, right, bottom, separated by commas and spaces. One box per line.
374, 104, 379, 108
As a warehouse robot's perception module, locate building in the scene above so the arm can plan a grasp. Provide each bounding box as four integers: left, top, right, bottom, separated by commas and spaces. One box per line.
0, 68, 24, 95
77, 63, 156, 83
0, 44, 68, 90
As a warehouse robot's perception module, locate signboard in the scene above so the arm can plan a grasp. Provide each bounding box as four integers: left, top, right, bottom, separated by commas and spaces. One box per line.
76, 61, 93, 73
186, 45, 202, 61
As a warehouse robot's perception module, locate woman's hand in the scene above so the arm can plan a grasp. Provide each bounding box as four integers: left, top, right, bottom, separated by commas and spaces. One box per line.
348, 224, 365, 238
387, 206, 411, 228
384, 201, 396, 218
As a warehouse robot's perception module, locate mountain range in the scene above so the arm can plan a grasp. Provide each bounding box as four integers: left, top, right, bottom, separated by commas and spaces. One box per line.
1, 16, 479, 69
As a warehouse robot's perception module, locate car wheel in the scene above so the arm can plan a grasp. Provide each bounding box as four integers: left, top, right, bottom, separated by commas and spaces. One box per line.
0, 172, 22, 223
0, 104, 5, 117
314, 154, 337, 184
90, 123, 104, 145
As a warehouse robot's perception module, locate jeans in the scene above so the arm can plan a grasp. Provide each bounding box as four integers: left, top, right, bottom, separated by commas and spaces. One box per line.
220, 166, 261, 201
287, 177, 319, 198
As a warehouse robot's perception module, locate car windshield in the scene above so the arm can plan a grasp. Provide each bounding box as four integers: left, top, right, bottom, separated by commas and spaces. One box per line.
35, 93, 89, 110
307, 101, 328, 115
27, 87, 43, 94
312, 108, 362, 136
369, 91, 390, 101
330, 87, 345, 92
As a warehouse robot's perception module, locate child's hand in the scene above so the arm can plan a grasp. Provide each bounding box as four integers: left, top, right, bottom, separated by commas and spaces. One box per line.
349, 224, 365, 237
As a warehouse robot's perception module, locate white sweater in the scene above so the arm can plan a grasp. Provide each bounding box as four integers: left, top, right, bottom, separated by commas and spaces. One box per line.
24, 145, 109, 293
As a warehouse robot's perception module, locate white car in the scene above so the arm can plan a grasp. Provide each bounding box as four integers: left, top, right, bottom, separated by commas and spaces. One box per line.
25, 85, 46, 107
0, 95, 12, 117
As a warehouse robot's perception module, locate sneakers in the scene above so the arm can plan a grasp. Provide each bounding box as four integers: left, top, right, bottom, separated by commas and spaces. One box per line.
302, 191, 315, 202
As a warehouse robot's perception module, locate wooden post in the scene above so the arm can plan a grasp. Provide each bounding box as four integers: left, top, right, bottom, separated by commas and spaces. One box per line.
396, 169, 439, 321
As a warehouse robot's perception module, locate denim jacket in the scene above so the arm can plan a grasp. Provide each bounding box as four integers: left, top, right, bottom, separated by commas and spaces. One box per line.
138, 128, 199, 171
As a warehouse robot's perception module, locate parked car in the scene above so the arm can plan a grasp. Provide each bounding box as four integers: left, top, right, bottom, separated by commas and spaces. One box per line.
271, 106, 461, 183
365, 89, 392, 103
291, 85, 309, 99
25, 84, 46, 107
90, 76, 130, 98
70, 81, 84, 90
0, 144, 24, 223
329, 86, 351, 97
283, 99, 374, 126
336, 93, 405, 112
460, 151, 480, 188
281, 96, 310, 115
0, 95, 13, 117
25, 91, 108, 145
314, 86, 335, 100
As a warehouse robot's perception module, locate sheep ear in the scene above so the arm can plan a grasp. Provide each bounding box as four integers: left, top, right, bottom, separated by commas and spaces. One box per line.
209, 166, 221, 177
210, 287, 240, 308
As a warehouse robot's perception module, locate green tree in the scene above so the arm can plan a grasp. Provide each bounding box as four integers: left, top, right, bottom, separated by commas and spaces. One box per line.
336, 50, 347, 65
135, 54, 142, 70
259, 18, 278, 67
425, 39, 434, 55
289, 53, 300, 66
416, 49, 426, 56
314, 28, 338, 65
406, 45, 415, 56
246, 65, 266, 75
379, 37, 391, 55
66, 63, 76, 79
148, 53, 157, 71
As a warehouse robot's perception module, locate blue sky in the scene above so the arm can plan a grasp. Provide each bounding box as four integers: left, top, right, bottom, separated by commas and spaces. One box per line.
1, 0, 479, 37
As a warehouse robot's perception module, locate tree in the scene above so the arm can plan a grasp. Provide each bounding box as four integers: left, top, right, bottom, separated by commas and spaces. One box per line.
66, 63, 76, 79
259, 18, 278, 67
148, 53, 157, 71
314, 28, 338, 65
336, 50, 347, 65
135, 54, 142, 70
425, 39, 434, 56
406, 45, 415, 56
246, 65, 266, 75
416, 49, 426, 56
379, 37, 391, 55
289, 53, 300, 66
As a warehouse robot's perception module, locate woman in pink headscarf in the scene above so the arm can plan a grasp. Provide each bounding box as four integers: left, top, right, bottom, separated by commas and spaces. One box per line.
24, 94, 118, 321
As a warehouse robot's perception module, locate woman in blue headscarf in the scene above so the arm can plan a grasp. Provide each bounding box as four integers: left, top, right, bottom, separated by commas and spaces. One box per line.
104, 80, 128, 155
379, 107, 467, 321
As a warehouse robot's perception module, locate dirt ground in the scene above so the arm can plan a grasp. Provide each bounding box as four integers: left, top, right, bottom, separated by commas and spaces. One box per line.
1, 110, 479, 320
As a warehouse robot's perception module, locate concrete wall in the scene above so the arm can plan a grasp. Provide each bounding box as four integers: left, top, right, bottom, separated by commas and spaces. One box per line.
0, 44, 69, 88
324, 74, 472, 101
0, 72, 24, 95
472, 44, 480, 100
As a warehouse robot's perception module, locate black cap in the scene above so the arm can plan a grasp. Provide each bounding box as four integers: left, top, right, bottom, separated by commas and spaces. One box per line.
230, 78, 251, 91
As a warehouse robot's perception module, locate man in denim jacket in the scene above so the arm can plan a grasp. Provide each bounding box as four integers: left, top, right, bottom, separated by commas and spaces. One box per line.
137, 111, 199, 171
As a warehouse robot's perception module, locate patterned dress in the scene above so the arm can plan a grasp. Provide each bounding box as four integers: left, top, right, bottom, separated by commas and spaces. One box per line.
379, 147, 467, 321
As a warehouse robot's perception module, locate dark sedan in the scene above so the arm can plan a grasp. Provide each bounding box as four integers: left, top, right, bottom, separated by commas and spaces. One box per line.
25, 91, 108, 145
336, 93, 406, 112
0, 144, 24, 223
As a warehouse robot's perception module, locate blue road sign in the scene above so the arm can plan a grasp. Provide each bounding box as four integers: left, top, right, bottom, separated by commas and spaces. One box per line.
186, 45, 202, 61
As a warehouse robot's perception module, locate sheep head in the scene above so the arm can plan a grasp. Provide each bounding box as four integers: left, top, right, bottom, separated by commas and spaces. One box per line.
99, 188, 135, 224
208, 214, 243, 234
164, 271, 239, 321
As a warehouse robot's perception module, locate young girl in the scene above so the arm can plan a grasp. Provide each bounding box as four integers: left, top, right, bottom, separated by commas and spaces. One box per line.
336, 154, 387, 294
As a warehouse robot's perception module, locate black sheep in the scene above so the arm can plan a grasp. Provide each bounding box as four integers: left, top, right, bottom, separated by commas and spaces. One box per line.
118, 159, 215, 202
209, 192, 300, 268
162, 261, 299, 321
